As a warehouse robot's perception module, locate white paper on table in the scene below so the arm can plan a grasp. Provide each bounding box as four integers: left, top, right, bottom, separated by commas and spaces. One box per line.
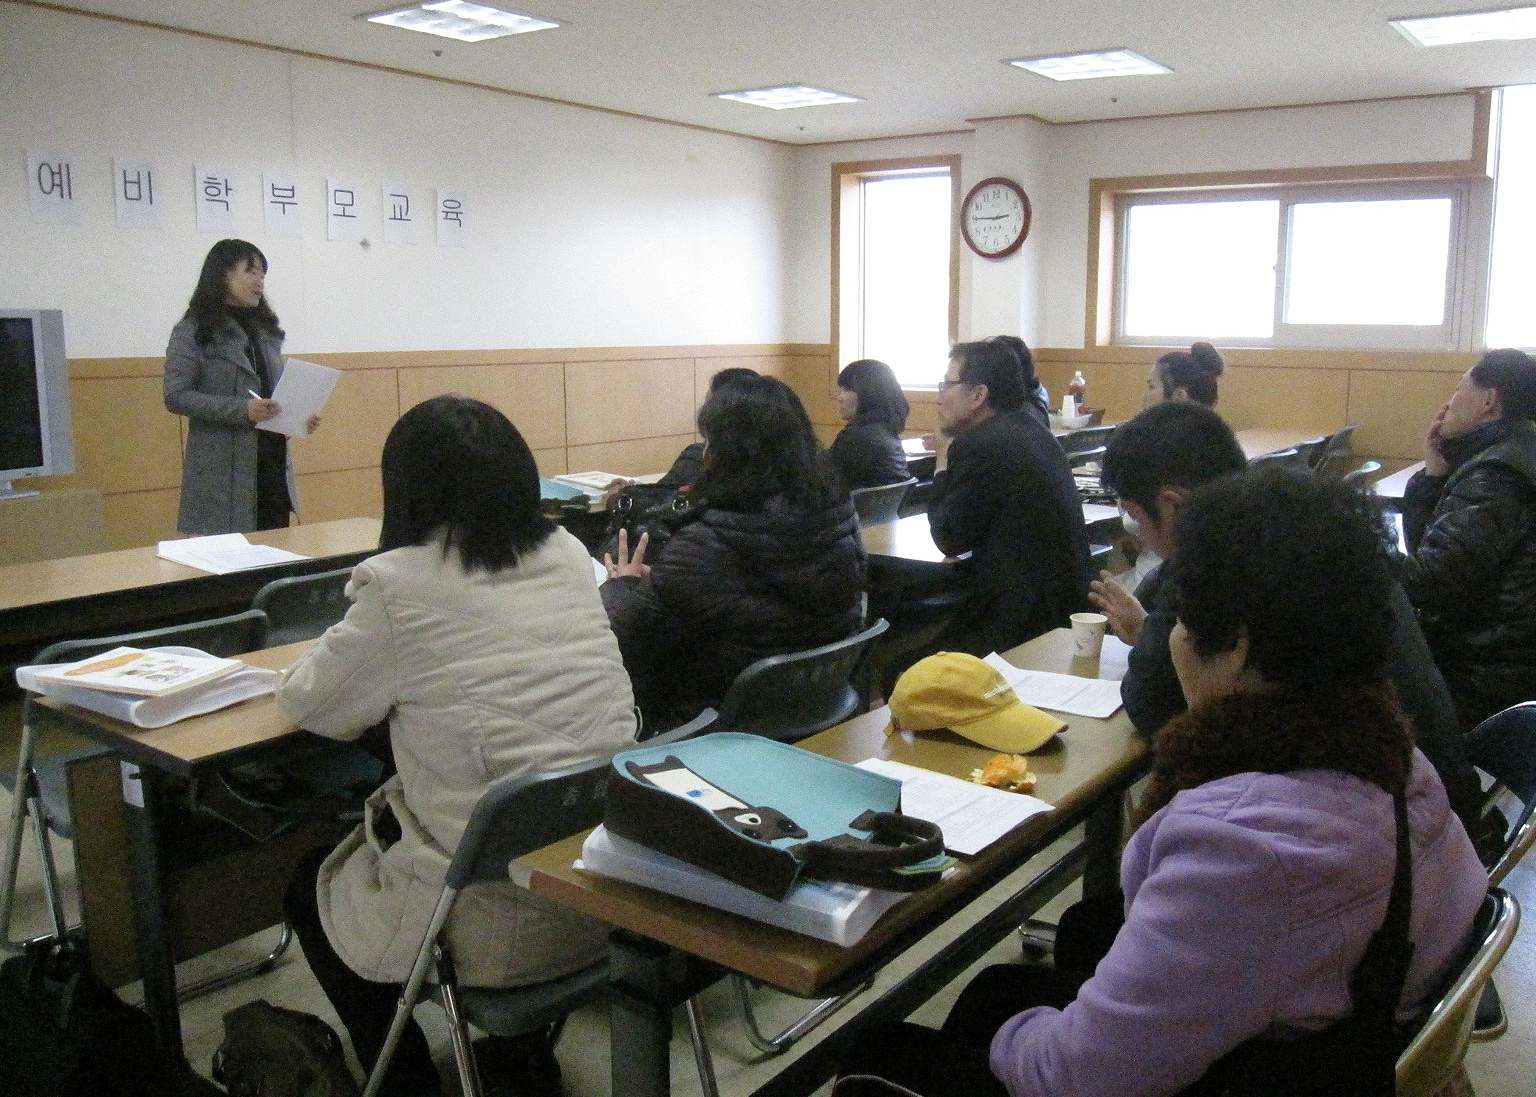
257, 357, 342, 438
982, 652, 1124, 719
156, 533, 309, 575
856, 758, 1053, 856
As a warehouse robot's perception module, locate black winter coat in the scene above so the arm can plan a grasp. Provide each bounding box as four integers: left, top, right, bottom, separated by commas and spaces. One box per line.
1403, 418, 1536, 732
828, 411, 909, 490
601, 494, 866, 732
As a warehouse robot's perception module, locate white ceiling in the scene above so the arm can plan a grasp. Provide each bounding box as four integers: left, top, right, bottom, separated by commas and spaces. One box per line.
40, 0, 1536, 144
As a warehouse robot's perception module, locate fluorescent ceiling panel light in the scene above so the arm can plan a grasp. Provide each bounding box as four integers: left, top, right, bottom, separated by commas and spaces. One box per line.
1391, 5, 1536, 46
364, 1, 561, 42
715, 85, 862, 110
1009, 48, 1171, 81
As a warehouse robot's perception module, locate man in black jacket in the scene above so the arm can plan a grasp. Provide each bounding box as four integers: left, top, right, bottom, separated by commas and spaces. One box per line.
925, 340, 1090, 656
1091, 402, 1482, 829
1403, 348, 1536, 733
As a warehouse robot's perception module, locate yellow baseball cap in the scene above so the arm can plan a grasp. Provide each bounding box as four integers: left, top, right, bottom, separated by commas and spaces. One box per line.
888, 652, 1065, 753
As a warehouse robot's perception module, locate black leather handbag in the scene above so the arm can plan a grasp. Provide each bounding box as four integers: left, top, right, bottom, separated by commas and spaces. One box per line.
598, 482, 695, 560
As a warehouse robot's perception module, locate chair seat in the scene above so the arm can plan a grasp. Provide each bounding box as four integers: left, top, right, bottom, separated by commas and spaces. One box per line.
444, 960, 612, 1038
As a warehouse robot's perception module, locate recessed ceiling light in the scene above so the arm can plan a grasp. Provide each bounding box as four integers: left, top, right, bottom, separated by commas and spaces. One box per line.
363, 1, 562, 42
1391, 5, 1536, 46
1008, 48, 1171, 81
715, 85, 862, 110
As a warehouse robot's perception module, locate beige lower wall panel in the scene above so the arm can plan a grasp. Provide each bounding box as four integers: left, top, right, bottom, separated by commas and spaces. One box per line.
1214, 367, 1350, 434
1349, 371, 1450, 462
297, 467, 383, 525
566, 358, 695, 447
294, 367, 402, 476
395, 361, 567, 452
566, 435, 695, 479
103, 488, 181, 550
48, 376, 184, 495
533, 446, 567, 478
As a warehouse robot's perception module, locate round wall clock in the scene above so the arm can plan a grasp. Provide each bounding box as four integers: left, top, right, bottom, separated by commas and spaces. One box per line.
960, 177, 1031, 259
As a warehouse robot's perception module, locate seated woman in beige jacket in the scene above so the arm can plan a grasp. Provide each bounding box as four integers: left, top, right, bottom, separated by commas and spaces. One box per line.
280, 395, 638, 1097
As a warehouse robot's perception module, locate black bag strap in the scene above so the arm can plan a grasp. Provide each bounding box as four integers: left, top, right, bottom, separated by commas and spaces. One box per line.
792, 811, 947, 891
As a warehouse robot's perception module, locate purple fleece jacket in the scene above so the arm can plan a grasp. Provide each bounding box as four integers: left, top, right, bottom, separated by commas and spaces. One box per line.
990, 752, 1486, 1097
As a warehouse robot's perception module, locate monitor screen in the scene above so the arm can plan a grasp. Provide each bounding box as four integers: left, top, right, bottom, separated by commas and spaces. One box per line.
0, 316, 46, 472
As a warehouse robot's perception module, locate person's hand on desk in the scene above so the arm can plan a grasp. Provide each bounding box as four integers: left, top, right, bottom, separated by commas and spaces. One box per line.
1088, 571, 1146, 645
604, 528, 651, 581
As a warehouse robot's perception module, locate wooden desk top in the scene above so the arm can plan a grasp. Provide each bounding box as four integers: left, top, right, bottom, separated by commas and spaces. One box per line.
1233, 427, 1334, 461
38, 642, 313, 776
0, 518, 380, 615
860, 506, 1121, 566
519, 628, 1143, 998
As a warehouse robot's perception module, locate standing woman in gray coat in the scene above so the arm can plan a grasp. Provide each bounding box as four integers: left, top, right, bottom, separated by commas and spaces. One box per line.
164, 239, 305, 534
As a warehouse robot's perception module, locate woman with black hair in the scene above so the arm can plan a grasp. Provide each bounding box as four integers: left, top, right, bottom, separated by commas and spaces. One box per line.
1145, 340, 1224, 408
603, 375, 866, 731
279, 396, 637, 1097
840, 468, 1485, 1097
163, 239, 316, 534
829, 358, 911, 489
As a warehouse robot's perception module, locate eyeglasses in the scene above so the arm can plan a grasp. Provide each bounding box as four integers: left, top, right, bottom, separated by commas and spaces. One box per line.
936, 379, 972, 393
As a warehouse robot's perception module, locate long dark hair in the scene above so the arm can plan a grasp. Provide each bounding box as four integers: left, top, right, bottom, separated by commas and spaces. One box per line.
1155, 341, 1223, 406
379, 395, 554, 573
837, 359, 909, 431
692, 375, 843, 513
182, 239, 283, 346
984, 335, 1048, 419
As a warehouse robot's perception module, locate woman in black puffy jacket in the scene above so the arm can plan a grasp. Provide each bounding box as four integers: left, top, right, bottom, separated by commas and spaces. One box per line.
601, 375, 866, 733
829, 358, 911, 489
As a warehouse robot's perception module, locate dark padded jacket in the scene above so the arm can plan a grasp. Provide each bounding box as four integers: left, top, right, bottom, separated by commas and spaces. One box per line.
1403, 418, 1536, 732
601, 494, 866, 732
828, 410, 909, 490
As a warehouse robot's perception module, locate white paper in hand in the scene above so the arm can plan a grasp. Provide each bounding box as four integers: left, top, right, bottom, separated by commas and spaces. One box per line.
258, 357, 341, 438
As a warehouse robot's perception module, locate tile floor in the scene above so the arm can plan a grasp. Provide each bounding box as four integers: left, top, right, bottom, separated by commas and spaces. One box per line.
3, 789, 1533, 1097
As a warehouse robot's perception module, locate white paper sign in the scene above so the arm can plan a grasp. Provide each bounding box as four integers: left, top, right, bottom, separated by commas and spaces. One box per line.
195, 164, 239, 235
27, 148, 81, 225
326, 176, 364, 241
382, 181, 423, 245
257, 357, 342, 438
113, 158, 163, 229
436, 187, 467, 247
263, 170, 302, 239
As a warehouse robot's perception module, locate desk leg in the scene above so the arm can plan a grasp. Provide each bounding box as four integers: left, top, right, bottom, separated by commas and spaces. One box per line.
608, 930, 676, 1097
120, 763, 187, 1070
1083, 787, 1126, 898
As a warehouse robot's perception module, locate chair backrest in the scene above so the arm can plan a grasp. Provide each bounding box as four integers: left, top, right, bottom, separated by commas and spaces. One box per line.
1315, 423, 1359, 475
1465, 701, 1536, 885
1247, 447, 1303, 470
31, 608, 271, 666
251, 566, 355, 647
446, 756, 616, 890
1067, 445, 1107, 471
1341, 459, 1383, 488
1060, 425, 1115, 459
1396, 888, 1520, 1093
1289, 436, 1330, 468
849, 478, 917, 527
642, 708, 719, 747
715, 618, 890, 742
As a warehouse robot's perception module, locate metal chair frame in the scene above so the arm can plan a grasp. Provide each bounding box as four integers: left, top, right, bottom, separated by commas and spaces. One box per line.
715, 619, 890, 742
251, 565, 356, 647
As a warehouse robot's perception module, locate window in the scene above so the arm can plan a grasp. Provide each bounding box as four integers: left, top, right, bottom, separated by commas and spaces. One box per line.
1488, 84, 1536, 348
1115, 181, 1480, 350
834, 157, 959, 387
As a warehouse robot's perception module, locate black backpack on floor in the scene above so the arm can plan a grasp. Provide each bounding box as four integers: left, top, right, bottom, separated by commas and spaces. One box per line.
213, 999, 360, 1097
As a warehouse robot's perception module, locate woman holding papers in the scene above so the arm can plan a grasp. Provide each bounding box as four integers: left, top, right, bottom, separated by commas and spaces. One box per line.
279, 396, 637, 1097
838, 469, 1485, 1097
163, 238, 317, 534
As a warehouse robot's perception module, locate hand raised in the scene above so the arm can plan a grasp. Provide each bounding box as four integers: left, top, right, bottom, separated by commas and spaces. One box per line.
1087, 571, 1147, 646
603, 528, 651, 580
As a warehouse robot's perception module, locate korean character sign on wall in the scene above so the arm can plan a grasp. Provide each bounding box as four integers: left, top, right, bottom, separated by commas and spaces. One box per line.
195, 165, 239, 235
113, 158, 163, 230
326, 177, 365, 242
436, 187, 468, 247
26, 148, 82, 226
382, 182, 423, 245
263, 170, 302, 239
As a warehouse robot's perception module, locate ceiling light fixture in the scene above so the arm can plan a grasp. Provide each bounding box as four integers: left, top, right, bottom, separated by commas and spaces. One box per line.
1008, 48, 1171, 81
715, 85, 862, 110
363, 1, 562, 42
1391, 5, 1536, 46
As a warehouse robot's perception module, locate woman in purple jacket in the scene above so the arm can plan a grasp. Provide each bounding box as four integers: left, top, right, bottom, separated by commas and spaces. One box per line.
840, 468, 1487, 1097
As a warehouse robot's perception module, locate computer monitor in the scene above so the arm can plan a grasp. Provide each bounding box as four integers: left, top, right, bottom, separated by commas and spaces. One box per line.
0, 308, 75, 500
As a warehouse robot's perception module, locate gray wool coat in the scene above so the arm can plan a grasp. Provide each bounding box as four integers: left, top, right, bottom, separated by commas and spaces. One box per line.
163, 315, 297, 535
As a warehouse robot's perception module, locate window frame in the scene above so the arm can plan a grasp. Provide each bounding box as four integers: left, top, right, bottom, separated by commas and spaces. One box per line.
832, 155, 961, 391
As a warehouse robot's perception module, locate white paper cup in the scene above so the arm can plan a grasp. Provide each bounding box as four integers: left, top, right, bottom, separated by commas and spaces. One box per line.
1070, 612, 1109, 660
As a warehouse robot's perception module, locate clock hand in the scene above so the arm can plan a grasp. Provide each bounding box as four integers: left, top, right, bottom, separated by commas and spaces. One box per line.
972, 214, 1010, 221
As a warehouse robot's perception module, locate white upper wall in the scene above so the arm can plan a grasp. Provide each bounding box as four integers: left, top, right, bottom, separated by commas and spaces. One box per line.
0, 4, 793, 357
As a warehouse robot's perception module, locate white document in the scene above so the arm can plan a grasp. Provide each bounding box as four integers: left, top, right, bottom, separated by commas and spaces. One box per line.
258, 358, 341, 438
157, 533, 308, 575
855, 758, 1052, 856
18, 647, 278, 729
983, 652, 1124, 719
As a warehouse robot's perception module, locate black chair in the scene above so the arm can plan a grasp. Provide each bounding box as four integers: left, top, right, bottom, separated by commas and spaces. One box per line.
1314, 424, 1360, 477
849, 478, 918, 527
1341, 459, 1383, 488
251, 565, 356, 646
1059, 425, 1115, 465
1066, 445, 1107, 472
714, 619, 890, 742
1396, 888, 1520, 1095
1, 610, 271, 970
1247, 446, 1305, 470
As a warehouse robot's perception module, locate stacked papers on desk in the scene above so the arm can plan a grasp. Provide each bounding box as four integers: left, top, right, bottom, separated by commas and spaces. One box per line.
18, 646, 279, 729
157, 533, 308, 574
579, 827, 908, 946
854, 758, 1052, 856
983, 653, 1123, 719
